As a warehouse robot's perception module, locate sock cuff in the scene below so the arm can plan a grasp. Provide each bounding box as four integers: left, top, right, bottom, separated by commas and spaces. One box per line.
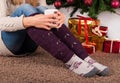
84, 56, 96, 64
65, 54, 83, 66
84, 56, 91, 61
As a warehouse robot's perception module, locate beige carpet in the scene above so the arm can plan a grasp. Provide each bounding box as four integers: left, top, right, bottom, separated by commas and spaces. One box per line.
0, 47, 120, 83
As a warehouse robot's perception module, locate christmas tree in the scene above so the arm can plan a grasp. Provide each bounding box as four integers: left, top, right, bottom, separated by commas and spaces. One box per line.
46, 0, 120, 19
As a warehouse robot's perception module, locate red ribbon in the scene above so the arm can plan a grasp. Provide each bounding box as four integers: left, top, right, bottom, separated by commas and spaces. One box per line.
77, 15, 97, 44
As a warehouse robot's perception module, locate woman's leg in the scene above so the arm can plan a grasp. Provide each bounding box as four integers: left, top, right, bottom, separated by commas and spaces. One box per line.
51, 24, 88, 60
27, 27, 98, 77
51, 24, 109, 76
2, 4, 98, 77
11, 4, 38, 17
1, 4, 38, 55
11, 4, 73, 62
14, 32, 38, 55
27, 27, 74, 63
36, 5, 48, 14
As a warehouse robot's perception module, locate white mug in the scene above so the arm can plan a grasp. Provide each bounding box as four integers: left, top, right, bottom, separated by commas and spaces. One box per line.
44, 9, 58, 15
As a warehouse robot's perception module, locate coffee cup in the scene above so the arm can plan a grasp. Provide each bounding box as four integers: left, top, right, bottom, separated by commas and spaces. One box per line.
44, 9, 58, 15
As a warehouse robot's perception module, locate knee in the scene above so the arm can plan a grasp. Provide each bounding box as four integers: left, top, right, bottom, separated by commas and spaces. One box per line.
36, 6, 48, 14
13, 4, 34, 13
17, 4, 38, 16
20, 4, 32, 8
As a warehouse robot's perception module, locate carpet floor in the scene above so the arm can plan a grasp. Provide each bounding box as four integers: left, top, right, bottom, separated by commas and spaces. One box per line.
0, 47, 120, 83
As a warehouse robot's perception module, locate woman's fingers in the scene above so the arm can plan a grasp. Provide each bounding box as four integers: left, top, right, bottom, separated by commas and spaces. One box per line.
45, 22, 59, 28
46, 13, 58, 19
30, 13, 65, 30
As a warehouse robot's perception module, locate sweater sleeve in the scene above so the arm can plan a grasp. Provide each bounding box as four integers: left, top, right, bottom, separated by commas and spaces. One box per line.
0, 15, 25, 32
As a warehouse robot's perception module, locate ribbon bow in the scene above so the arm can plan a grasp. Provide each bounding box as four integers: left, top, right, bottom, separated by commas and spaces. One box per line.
77, 15, 96, 45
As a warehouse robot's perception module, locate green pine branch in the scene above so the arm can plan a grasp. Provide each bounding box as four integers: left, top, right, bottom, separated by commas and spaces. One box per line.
46, 0, 118, 18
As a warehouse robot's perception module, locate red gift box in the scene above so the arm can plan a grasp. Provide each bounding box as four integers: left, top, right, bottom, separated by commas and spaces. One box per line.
103, 39, 120, 53
99, 26, 108, 36
82, 43, 96, 54
92, 26, 108, 37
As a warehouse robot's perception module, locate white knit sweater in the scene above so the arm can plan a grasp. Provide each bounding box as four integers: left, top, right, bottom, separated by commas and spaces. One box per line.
0, 0, 26, 56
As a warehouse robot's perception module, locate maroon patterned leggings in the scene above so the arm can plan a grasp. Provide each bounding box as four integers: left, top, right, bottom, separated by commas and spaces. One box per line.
27, 24, 88, 63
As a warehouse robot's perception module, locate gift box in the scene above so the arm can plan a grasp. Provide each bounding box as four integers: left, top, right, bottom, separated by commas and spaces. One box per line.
75, 35, 93, 43
82, 42, 96, 54
75, 36, 86, 43
99, 26, 108, 36
91, 36, 105, 51
68, 15, 99, 44
69, 18, 92, 37
68, 17, 99, 36
92, 26, 108, 37
103, 39, 120, 53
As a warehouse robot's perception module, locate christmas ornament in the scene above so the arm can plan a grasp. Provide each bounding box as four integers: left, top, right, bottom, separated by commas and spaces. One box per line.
111, 0, 120, 8
67, 0, 74, 5
84, 0, 93, 6
54, 0, 62, 8
46, 0, 117, 18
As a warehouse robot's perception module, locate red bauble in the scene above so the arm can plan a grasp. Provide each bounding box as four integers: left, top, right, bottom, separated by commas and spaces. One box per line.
54, 0, 62, 8
84, 0, 93, 6
111, 0, 120, 8
67, 0, 74, 5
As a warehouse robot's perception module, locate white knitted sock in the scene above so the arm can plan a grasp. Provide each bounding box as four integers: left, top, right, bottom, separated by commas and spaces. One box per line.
84, 56, 109, 76
65, 54, 98, 77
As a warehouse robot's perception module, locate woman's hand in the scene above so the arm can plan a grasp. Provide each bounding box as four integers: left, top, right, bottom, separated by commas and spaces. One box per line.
23, 11, 66, 30
54, 11, 66, 28
23, 14, 60, 30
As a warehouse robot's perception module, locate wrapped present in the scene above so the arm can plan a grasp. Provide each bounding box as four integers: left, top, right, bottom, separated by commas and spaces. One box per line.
75, 36, 86, 43
91, 36, 105, 51
69, 18, 93, 36
92, 26, 108, 37
82, 42, 96, 54
68, 15, 100, 44
99, 26, 108, 36
103, 39, 120, 53
75, 36, 93, 43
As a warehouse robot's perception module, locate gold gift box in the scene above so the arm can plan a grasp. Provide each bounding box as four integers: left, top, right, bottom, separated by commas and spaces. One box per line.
68, 18, 100, 37
91, 36, 105, 51
68, 18, 100, 27
68, 17, 100, 43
